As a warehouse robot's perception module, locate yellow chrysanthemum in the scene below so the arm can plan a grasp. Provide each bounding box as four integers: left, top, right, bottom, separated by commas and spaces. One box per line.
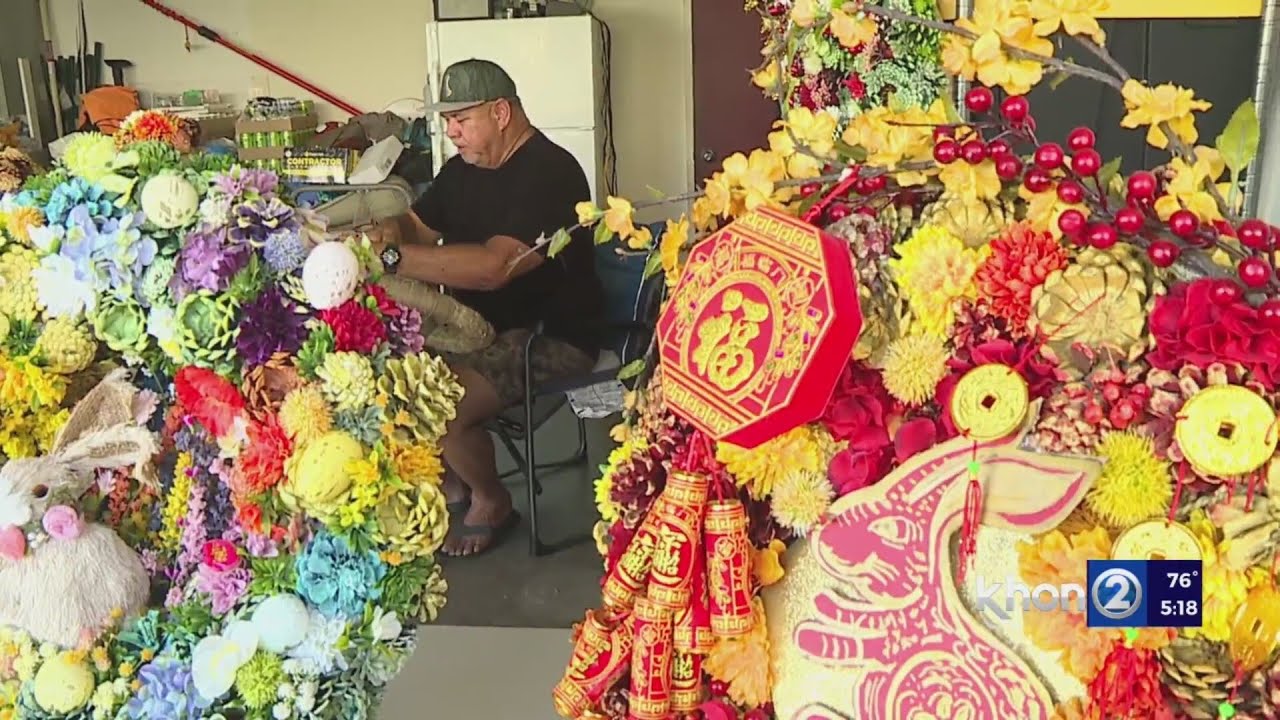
594, 438, 643, 523
769, 471, 834, 534
880, 334, 949, 406
35, 317, 97, 375
278, 385, 333, 444
0, 247, 39, 323
1185, 510, 1270, 642
717, 424, 828, 499
1120, 79, 1212, 150
704, 599, 773, 708
61, 133, 117, 183
1084, 431, 1171, 528
388, 441, 444, 487
0, 205, 43, 246
888, 225, 989, 337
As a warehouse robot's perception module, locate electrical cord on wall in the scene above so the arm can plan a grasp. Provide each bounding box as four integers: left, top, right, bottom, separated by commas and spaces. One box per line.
574, 0, 618, 196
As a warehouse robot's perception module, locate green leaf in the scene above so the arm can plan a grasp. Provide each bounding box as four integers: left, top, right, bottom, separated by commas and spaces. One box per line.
1216, 99, 1261, 175
1097, 157, 1123, 191
643, 251, 664, 279
645, 185, 667, 200
1048, 70, 1071, 91
593, 220, 614, 246
617, 358, 646, 381
546, 228, 573, 258
940, 84, 964, 125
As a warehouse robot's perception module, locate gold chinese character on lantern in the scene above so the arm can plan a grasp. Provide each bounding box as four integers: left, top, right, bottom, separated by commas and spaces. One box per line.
691, 288, 770, 392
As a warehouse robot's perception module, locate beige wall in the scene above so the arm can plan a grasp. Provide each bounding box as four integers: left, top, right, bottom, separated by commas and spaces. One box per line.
47, 0, 693, 220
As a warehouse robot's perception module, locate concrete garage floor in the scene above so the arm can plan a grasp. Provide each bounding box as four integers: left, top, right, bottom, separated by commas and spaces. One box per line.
382, 407, 612, 718
434, 406, 610, 628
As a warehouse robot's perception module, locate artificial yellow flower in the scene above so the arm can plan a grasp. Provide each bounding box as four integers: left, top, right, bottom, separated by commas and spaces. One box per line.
1019, 183, 1087, 239
660, 217, 689, 287
574, 201, 601, 226
751, 58, 781, 92
625, 224, 653, 251
938, 159, 1003, 202
754, 539, 787, 586
1153, 146, 1230, 222
842, 100, 948, 184
829, 7, 878, 49
1029, 0, 1108, 43
790, 0, 818, 27
691, 194, 718, 231
702, 173, 733, 218
1120, 79, 1212, 150
949, 0, 1054, 95
769, 107, 835, 180
769, 130, 823, 180
722, 149, 787, 211
601, 196, 636, 238
888, 225, 989, 337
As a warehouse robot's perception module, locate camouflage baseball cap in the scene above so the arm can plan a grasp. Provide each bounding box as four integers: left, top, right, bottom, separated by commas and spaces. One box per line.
426, 59, 519, 114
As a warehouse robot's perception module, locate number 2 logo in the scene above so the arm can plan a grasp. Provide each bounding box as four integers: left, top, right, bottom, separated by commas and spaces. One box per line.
1091, 568, 1143, 621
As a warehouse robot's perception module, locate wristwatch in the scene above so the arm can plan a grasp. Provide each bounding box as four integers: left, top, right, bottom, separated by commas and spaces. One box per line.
380, 244, 402, 275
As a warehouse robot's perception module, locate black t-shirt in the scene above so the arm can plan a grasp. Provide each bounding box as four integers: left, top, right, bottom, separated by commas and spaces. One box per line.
412, 131, 604, 358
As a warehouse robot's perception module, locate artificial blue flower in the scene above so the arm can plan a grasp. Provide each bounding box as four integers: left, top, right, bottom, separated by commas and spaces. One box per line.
295, 530, 387, 619
44, 177, 117, 226
262, 229, 307, 273
123, 654, 211, 719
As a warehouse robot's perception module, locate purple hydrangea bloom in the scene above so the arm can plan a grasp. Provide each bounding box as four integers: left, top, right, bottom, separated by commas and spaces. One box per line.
195, 563, 250, 615
124, 655, 210, 718
171, 225, 250, 297
230, 198, 297, 246
236, 286, 309, 366
388, 304, 425, 355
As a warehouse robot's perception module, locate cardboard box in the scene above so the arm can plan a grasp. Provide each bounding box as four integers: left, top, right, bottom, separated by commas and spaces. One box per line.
197, 114, 237, 141
283, 147, 361, 184
234, 112, 318, 136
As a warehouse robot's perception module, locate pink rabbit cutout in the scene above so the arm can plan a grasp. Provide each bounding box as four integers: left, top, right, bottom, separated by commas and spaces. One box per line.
787, 414, 1101, 720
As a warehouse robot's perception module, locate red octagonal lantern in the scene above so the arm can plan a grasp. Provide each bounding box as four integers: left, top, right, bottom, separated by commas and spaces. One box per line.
657, 206, 863, 449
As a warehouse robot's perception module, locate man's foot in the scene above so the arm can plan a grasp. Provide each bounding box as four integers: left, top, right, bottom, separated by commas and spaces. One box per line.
443, 492, 518, 557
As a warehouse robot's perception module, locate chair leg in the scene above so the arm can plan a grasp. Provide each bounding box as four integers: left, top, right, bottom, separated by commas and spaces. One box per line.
496, 413, 589, 480
524, 388, 542, 557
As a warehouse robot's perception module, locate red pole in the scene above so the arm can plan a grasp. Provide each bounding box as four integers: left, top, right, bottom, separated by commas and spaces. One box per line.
138, 0, 364, 117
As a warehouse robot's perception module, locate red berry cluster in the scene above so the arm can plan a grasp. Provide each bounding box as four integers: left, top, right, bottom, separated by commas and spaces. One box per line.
929, 88, 1280, 292
1080, 369, 1152, 431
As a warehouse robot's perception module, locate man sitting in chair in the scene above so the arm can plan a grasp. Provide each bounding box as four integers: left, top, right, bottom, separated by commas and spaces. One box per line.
366, 59, 603, 556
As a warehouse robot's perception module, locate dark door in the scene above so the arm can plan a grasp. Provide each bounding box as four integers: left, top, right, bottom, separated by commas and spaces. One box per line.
1026, 19, 1260, 174
692, 2, 782, 184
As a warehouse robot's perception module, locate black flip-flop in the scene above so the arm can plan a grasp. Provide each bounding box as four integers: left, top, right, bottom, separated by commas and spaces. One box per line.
444, 511, 521, 558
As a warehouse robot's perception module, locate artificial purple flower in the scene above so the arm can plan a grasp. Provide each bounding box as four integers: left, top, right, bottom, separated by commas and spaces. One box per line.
236, 286, 309, 366
125, 655, 210, 717
172, 225, 250, 297
212, 168, 280, 202
230, 198, 297, 246
195, 563, 250, 614
388, 304, 425, 355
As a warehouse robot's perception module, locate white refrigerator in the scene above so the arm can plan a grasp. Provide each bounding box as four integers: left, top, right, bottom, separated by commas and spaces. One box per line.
424, 15, 610, 204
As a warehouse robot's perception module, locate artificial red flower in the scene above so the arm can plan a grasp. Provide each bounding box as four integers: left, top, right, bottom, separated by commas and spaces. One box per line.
1148, 278, 1280, 388
974, 222, 1069, 330
364, 283, 400, 317
235, 502, 263, 533
1086, 643, 1173, 720
231, 413, 292, 496
828, 445, 891, 496
821, 360, 896, 444
318, 299, 388, 353
894, 416, 939, 462
174, 366, 248, 439
844, 73, 867, 100
201, 539, 241, 572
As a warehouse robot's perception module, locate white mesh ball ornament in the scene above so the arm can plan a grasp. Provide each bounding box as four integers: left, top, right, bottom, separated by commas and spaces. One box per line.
302, 240, 361, 310
139, 173, 199, 229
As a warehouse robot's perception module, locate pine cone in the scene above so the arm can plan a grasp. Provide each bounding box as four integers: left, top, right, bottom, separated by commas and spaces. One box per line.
1161, 634, 1263, 719
241, 352, 304, 419
377, 351, 465, 446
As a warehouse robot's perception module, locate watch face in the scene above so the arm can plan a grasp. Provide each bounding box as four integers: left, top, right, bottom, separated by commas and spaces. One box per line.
382, 247, 401, 265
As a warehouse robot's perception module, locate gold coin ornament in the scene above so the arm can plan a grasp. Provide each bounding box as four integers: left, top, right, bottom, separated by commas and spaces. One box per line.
1174, 384, 1279, 478
1110, 519, 1202, 561
949, 363, 1030, 441
1229, 584, 1280, 672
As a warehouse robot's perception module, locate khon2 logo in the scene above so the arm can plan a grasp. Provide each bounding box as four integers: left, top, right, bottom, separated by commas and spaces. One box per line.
973, 559, 1203, 628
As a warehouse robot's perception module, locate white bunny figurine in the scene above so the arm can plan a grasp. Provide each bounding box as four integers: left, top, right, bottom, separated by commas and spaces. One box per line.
0, 368, 157, 647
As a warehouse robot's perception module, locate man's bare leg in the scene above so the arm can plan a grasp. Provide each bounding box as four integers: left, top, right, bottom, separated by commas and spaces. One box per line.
441, 366, 515, 556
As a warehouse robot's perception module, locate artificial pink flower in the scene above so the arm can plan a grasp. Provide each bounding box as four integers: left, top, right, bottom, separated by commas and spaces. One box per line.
41, 505, 83, 541
201, 539, 241, 572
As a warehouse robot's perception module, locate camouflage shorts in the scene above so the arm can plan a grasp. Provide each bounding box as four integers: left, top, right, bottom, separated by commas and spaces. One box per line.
442, 329, 596, 408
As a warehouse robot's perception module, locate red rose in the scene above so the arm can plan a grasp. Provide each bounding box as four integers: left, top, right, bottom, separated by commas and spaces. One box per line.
828, 446, 892, 496
1148, 278, 1280, 388
894, 416, 939, 463
821, 361, 894, 447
